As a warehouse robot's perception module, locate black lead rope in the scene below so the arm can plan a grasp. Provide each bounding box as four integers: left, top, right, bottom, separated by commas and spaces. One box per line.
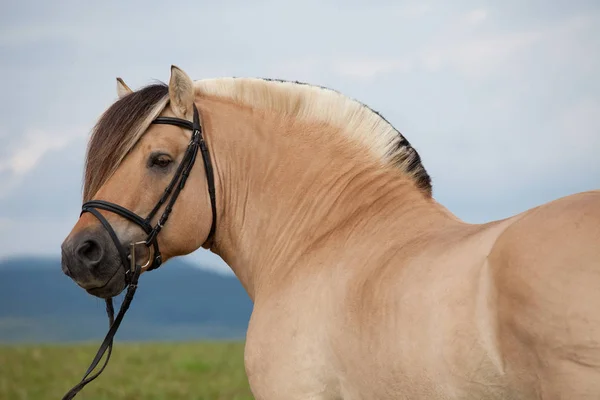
62, 104, 216, 399
61, 266, 140, 400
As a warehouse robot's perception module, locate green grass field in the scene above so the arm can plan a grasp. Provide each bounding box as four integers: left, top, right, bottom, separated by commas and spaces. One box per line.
0, 341, 254, 400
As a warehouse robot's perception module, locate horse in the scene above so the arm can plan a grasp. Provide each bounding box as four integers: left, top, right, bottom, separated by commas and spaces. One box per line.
61, 65, 600, 399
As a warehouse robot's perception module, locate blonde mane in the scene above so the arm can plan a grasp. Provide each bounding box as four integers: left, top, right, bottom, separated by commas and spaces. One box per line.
194, 78, 431, 195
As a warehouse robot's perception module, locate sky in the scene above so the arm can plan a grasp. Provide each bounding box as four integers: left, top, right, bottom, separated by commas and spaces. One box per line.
0, 0, 598, 274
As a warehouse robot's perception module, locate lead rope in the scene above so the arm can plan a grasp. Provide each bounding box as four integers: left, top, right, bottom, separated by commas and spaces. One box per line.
61, 265, 141, 400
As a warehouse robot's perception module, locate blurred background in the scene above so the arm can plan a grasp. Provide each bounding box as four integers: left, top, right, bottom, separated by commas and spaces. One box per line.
0, 0, 598, 398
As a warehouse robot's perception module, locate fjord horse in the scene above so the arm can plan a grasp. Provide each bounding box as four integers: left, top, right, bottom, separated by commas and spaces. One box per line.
61, 66, 600, 399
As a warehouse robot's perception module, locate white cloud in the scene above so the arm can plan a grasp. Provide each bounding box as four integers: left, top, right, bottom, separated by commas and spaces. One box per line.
420, 10, 600, 79
0, 128, 84, 198
421, 31, 542, 77
327, 28, 541, 80
324, 9, 599, 81
0, 129, 82, 175
324, 8, 548, 80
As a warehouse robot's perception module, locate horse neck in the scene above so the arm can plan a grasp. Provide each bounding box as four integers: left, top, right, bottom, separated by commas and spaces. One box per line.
199, 97, 453, 300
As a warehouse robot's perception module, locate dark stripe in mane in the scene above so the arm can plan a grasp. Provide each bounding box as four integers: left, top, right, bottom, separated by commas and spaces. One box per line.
83, 82, 168, 201
368, 108, 432, 196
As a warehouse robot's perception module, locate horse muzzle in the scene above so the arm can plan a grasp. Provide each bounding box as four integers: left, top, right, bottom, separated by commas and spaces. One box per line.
61, 226, 130, 298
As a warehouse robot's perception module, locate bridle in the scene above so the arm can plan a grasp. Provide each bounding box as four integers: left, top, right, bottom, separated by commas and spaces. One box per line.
62, 103, 216, 399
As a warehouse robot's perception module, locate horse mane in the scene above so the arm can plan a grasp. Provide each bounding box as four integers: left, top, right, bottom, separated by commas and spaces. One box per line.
84, 77, 432, 202
195, 78, 432, 196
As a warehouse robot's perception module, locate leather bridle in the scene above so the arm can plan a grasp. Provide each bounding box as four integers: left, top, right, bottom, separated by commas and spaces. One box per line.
62, 103, 216, 399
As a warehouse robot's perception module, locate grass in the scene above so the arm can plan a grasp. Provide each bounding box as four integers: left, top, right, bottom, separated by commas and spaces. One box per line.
0, 341, 254, 400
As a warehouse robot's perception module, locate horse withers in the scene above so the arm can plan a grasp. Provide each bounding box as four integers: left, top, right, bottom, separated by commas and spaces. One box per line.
61, 65, 600, 399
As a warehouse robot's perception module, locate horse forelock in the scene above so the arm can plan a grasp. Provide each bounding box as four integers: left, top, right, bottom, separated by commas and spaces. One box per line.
83, 82, 169, 201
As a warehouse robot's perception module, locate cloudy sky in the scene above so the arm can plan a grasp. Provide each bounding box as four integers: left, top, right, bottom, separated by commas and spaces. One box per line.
1, 0, 598, 274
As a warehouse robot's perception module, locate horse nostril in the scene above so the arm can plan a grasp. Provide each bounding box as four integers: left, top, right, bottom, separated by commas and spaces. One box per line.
76, 239, 104, 265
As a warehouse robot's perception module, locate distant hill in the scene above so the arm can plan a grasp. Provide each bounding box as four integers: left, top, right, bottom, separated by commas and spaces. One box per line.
0, 257, 253, 343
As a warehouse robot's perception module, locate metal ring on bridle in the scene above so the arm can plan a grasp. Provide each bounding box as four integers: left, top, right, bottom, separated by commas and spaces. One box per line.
130, 241, 153, 270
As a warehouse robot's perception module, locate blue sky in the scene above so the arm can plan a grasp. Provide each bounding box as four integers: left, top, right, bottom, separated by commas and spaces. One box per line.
1, 0, 598, 273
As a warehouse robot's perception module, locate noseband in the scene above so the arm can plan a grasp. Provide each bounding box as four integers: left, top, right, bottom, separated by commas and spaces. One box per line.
62, 104, 216, 399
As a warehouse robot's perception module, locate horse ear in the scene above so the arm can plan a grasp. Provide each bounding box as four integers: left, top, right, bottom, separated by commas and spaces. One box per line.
116, 77, 133, 99
169, 65, 194, 119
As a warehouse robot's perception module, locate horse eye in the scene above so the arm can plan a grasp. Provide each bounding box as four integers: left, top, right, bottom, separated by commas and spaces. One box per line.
148, 153, 172, 169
